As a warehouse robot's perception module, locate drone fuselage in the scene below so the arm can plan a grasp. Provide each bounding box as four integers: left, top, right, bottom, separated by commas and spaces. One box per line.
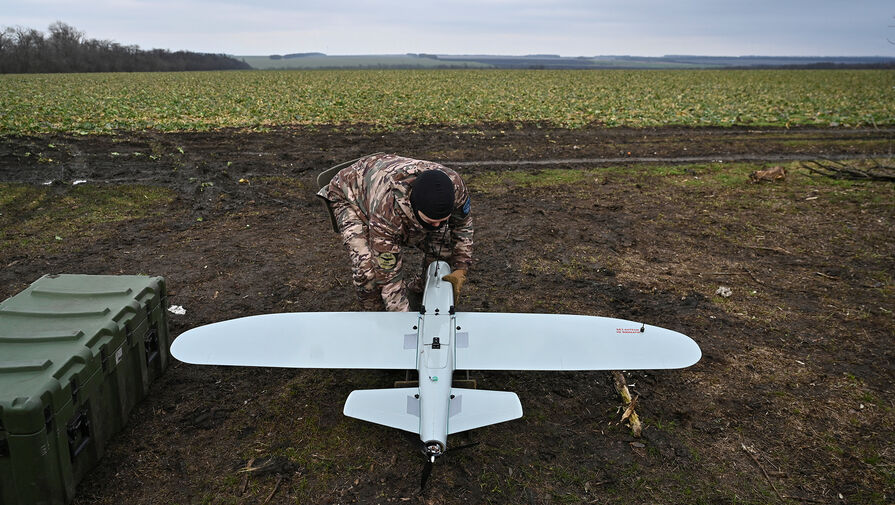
415, 262, 458, 456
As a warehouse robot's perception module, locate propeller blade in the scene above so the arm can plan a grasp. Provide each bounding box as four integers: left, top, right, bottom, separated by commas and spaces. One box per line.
420, 458, 434, 491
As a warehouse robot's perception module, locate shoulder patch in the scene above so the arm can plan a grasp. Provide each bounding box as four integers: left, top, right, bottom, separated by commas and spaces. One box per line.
461, 196, 471, 216
377, 252, 397, 270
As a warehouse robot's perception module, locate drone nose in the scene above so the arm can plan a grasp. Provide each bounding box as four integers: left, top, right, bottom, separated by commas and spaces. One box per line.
423, 440, 445, 458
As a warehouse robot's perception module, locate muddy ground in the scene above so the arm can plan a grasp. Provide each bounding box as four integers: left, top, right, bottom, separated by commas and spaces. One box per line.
1, 125, 893, 504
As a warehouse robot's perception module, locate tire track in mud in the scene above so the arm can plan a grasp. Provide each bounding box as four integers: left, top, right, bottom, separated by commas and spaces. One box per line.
449, 152, 891, 167
5, 154, 890, 186
1, 126, 891, 187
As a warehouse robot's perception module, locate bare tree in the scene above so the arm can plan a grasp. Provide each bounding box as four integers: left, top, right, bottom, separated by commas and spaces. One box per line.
0, 22, 251, 73
48, 21, 84, 71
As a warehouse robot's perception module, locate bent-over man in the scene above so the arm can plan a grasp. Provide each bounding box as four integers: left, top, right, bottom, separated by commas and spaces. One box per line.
317, 153, 473, 311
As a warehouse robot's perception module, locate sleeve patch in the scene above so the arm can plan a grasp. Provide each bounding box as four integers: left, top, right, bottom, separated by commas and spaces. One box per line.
461, 197, 471, 216
377, 252, 397, 270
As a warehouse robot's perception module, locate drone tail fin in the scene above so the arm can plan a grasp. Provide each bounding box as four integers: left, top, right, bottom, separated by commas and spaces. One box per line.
343, 388, 420, 433
447, 388, 523, 435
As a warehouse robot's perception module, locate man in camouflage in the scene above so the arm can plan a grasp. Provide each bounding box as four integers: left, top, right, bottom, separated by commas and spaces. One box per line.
318, 154, 473, 312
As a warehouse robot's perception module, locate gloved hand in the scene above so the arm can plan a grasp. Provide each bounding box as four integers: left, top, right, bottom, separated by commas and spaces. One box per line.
442, 269, 467, 302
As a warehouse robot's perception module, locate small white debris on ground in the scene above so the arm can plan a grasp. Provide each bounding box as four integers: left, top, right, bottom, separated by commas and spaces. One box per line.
715, 286, 732, 298
72, 180, 87, 185
168, 305, 186, 315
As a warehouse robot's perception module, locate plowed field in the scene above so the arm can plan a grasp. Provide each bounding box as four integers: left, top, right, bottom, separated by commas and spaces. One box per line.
1, 125, 893, 504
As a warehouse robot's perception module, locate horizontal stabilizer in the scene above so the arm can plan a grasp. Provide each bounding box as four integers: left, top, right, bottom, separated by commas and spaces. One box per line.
343, 388, 420, 433
171, 312, 419, 369
448, 388, 523, 435
455, 312, 701, 371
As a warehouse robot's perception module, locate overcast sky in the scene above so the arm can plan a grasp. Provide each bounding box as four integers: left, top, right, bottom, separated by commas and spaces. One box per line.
3, 0, 894, 57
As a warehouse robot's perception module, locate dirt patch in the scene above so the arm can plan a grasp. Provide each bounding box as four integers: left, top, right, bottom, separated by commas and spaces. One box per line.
1, 125, 893, 504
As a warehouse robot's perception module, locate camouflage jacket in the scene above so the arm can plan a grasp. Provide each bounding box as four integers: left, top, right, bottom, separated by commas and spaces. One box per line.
319, 154, 473, 307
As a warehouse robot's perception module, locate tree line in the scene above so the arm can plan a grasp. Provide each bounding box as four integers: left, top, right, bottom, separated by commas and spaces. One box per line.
0, 22, 251, 73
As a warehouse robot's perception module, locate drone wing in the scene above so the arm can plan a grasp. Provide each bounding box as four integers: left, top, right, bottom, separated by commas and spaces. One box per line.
446, 388, 523, 435
343, 388, 421, 433
342, 387, 523, 435
454, 312, 701, 371
170, 312, 420, 369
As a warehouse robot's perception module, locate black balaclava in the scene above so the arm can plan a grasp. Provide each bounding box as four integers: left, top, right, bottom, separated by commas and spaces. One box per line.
410, 170, 455, 230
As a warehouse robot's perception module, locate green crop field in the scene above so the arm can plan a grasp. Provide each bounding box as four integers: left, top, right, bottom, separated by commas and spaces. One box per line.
0, 69, 892, 135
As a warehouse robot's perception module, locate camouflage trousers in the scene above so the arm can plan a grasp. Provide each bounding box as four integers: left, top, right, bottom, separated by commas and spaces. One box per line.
330, 200, 442, 311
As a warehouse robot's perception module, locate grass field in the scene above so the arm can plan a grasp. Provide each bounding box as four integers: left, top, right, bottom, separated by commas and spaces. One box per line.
1, 69, 892, 135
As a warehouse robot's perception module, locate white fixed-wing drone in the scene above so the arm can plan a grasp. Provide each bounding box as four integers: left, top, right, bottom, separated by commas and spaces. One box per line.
171, 261, 701, 488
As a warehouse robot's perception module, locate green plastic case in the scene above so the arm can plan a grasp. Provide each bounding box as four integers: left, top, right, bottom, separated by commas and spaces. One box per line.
0, 274, 169, 505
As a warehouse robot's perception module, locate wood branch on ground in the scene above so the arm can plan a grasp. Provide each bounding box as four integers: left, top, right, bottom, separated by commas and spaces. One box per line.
263, 475, 284, 505
801, 158, 895, 181
741, 444, 785, 501
612, 371, 642, 437
239, 458, 254, 495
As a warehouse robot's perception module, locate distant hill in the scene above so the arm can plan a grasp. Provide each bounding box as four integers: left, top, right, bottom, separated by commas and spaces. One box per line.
237, 53, 895, 70
239, 54, 491, 70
